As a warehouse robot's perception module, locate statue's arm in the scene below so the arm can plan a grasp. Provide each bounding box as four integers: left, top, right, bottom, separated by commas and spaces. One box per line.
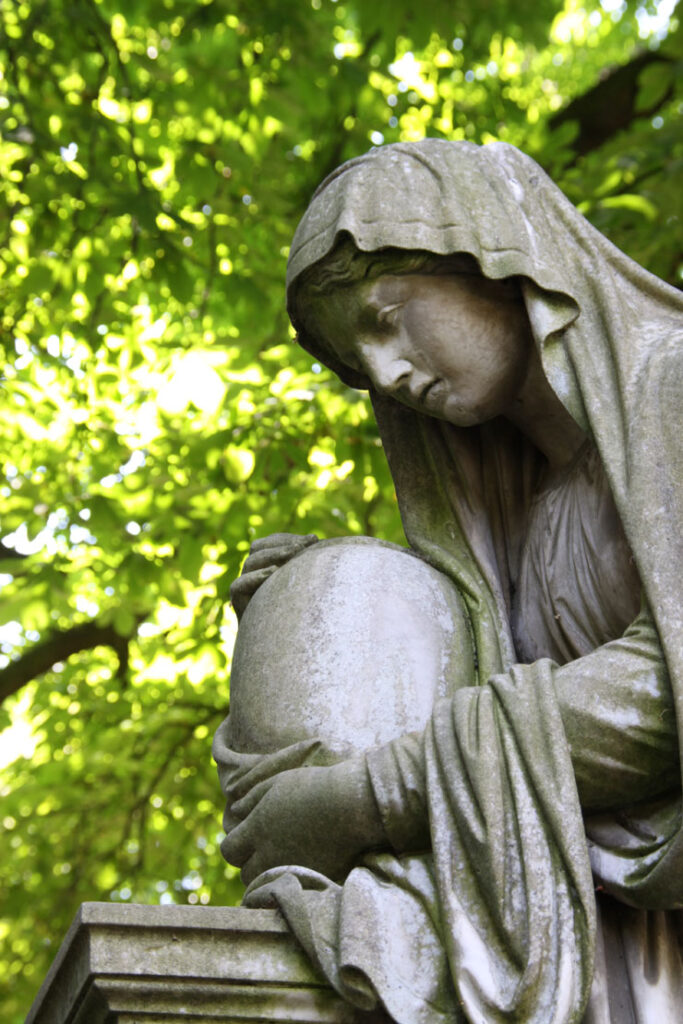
553, 600, 678, 811
220, 605, 677, 876
365, 601, 678, 854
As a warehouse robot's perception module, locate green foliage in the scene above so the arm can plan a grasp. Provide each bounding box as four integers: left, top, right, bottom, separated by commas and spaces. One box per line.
0, 0, 680, 1018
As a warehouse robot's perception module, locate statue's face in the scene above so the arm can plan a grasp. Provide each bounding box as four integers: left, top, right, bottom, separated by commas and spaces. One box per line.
311, 273, 532, 426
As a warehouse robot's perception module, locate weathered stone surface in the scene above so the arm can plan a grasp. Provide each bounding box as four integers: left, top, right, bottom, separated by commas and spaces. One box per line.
26, 903, 389, 1023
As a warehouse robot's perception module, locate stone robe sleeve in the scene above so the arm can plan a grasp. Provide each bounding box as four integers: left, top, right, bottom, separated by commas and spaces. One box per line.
367, 603, 678, 852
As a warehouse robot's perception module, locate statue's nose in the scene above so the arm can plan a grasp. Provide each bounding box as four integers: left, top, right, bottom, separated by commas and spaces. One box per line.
360, 345, 411, 394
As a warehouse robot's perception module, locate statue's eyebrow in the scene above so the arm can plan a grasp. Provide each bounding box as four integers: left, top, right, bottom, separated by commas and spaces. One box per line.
357, 292, 402, 332
357, 301, 382, 331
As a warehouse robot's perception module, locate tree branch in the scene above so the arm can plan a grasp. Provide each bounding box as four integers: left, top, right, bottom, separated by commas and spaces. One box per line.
0, 620, 135, 704
0, 542, 29, 562
550, 51, 673, 156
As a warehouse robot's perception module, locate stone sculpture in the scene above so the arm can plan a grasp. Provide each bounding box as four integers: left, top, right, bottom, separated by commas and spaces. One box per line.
213, 140, 683, 1023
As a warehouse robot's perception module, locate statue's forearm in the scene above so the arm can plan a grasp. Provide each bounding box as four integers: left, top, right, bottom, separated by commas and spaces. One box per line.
554, 604, 679, 812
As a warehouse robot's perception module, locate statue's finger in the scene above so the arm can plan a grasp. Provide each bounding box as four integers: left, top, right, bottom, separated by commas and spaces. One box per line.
221, 805, 241, 835
230, 566, 275, 598
249, 532, 317, 553
241, 545, 307, 573
237, 534, 319, 586
220, 821, 252, 867
212, 735, 263, 777
230, 567, 275, 617
231, 779, 272, 819
226, 742, 324, 802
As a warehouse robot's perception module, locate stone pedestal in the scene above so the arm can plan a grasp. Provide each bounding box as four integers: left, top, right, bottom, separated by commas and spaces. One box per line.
26, 902, 387, 1023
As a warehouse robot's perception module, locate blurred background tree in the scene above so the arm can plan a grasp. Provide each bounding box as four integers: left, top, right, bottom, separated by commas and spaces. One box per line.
0, 0, 680, 1018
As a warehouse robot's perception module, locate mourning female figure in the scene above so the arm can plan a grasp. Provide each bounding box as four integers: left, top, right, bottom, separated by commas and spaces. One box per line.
213, 141, 683, 1023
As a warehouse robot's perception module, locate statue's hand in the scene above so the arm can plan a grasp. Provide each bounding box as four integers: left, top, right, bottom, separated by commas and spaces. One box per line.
221, 759, 386, 885
230, 532, 318, 620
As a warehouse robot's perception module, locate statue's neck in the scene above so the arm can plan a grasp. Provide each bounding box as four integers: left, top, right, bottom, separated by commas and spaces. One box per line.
504, 347, 586, 469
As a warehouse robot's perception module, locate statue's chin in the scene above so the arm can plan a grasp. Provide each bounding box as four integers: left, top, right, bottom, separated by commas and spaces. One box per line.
227, 536, 474, 757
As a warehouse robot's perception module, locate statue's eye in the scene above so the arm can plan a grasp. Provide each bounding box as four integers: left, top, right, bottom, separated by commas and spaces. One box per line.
377, 303, 404, 328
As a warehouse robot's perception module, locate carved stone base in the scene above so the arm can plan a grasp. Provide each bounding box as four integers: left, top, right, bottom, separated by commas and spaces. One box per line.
26, 902, 388, 1023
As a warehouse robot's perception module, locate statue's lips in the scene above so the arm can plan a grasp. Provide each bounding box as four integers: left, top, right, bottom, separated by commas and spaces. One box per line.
419, 379, 440, 402
393, 377, 441, 406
